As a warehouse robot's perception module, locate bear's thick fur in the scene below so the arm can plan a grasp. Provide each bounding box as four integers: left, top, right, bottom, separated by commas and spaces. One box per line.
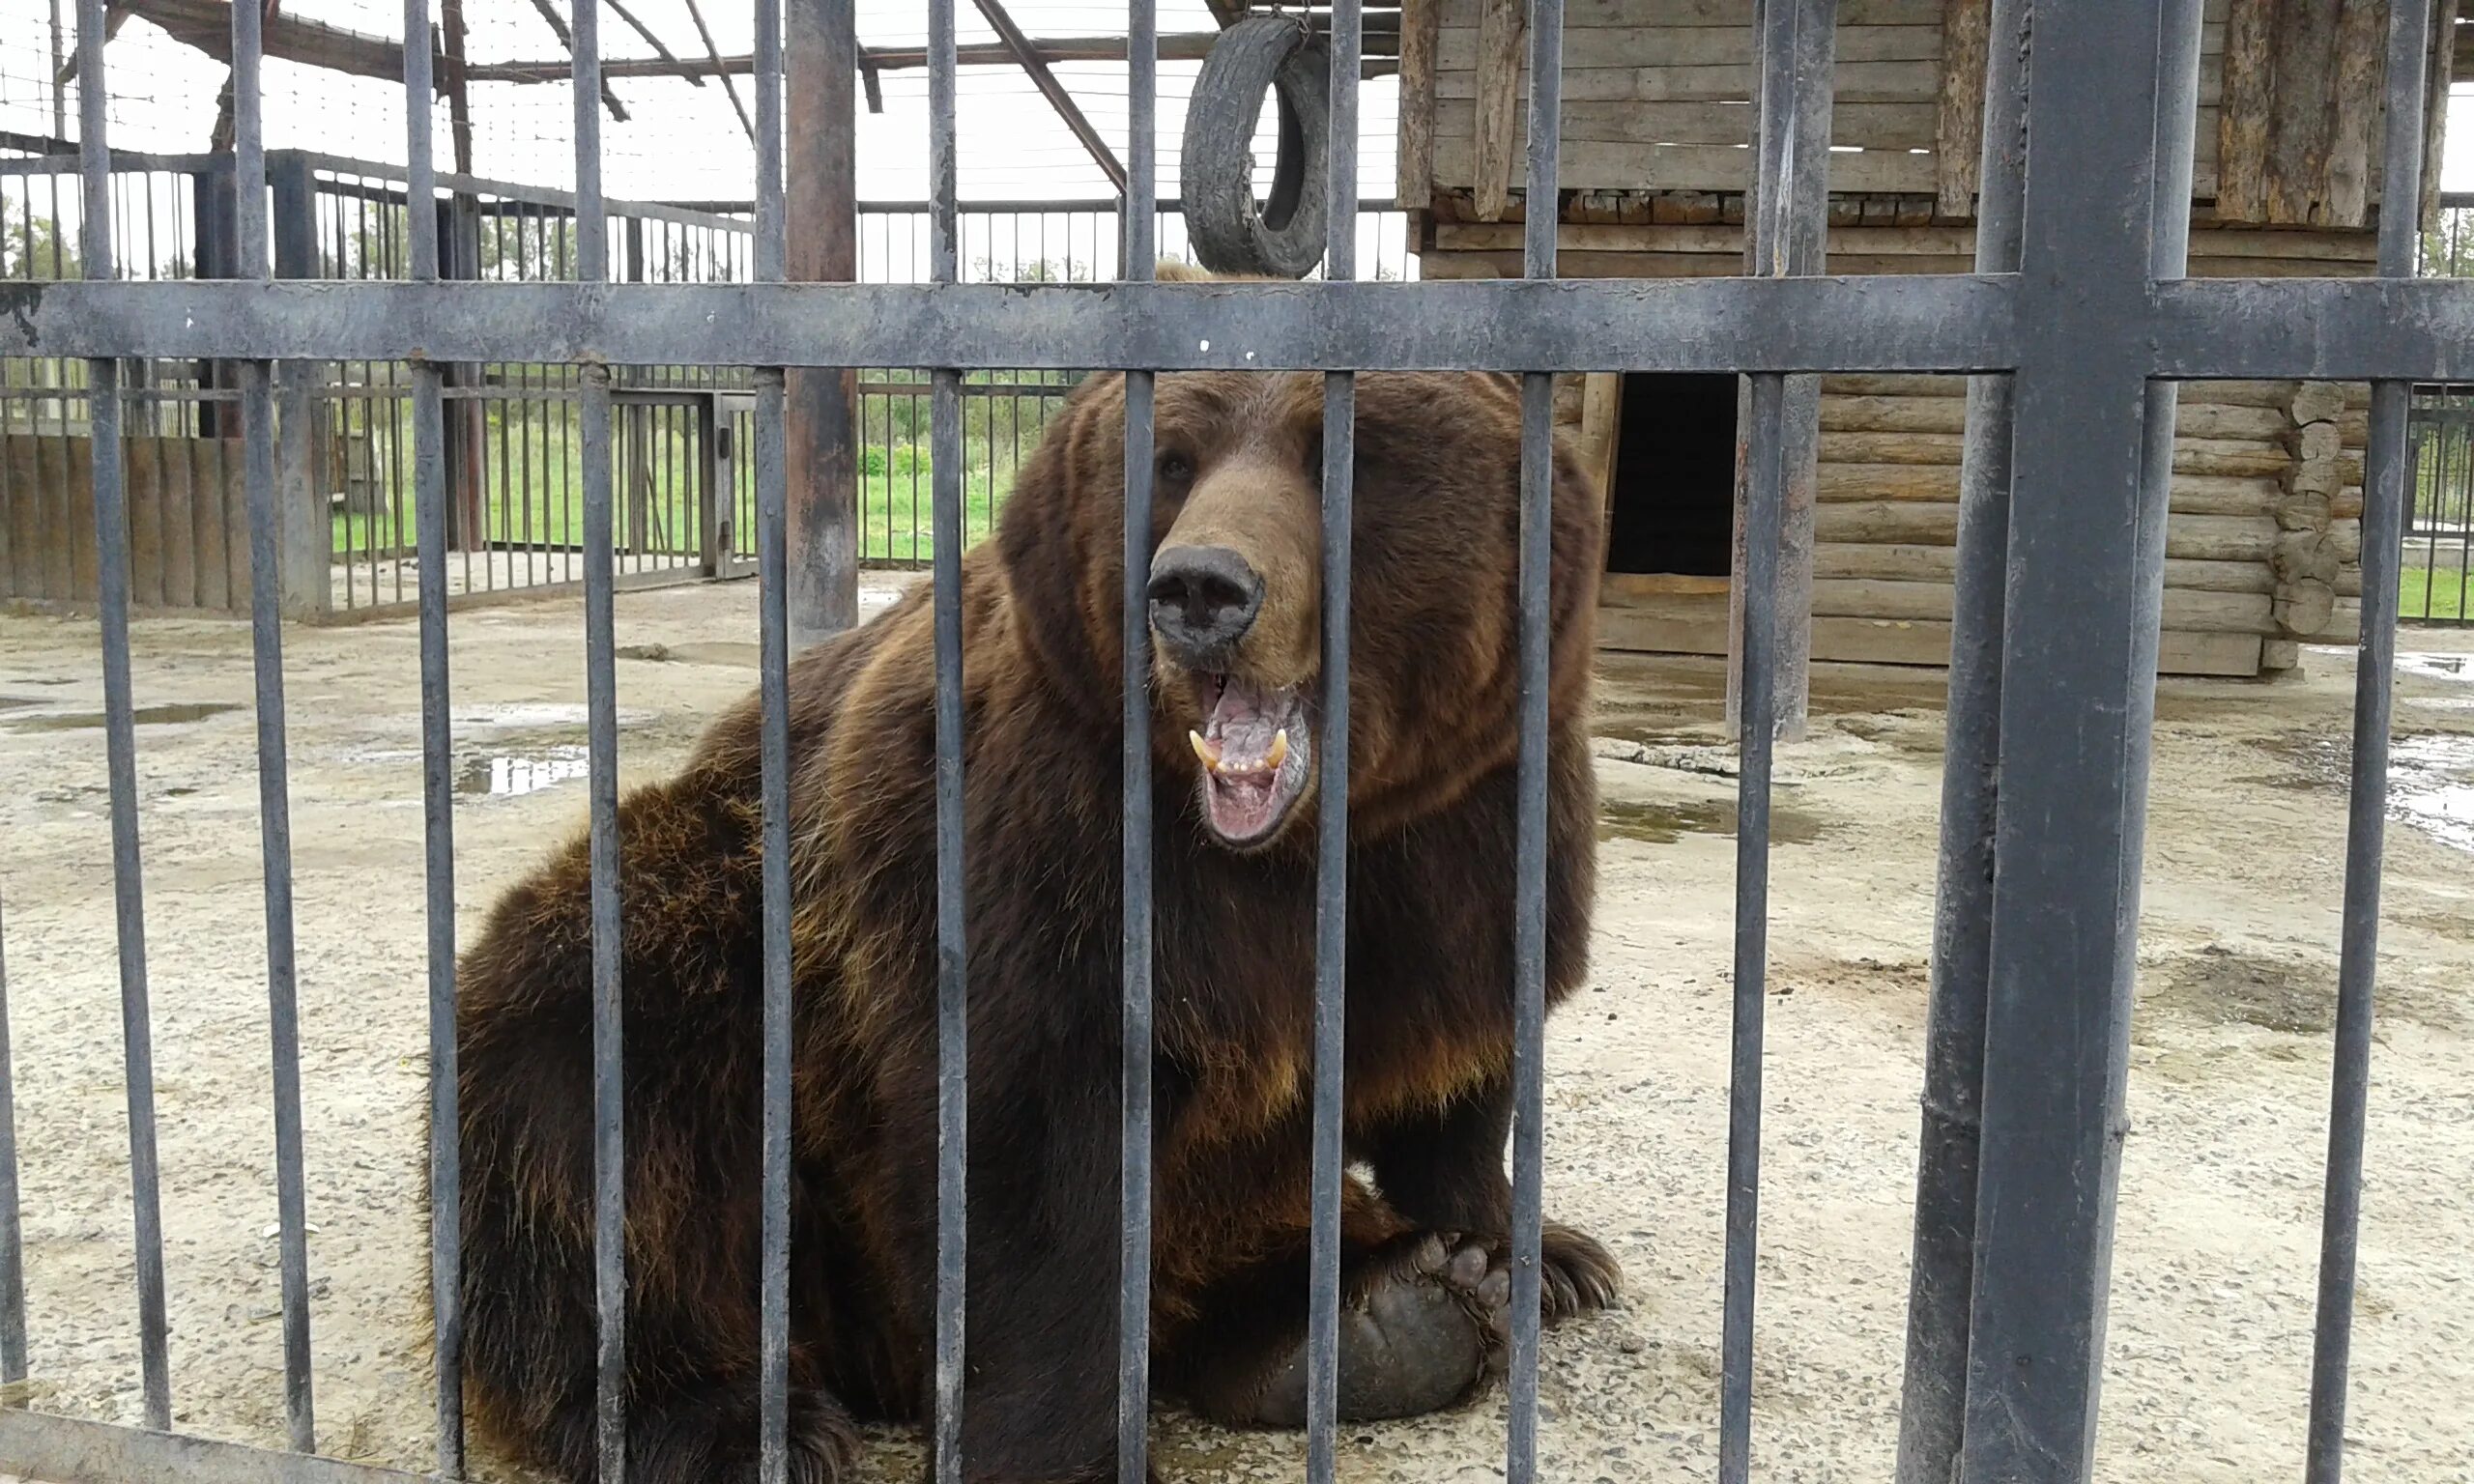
447, 345, 1615, 1483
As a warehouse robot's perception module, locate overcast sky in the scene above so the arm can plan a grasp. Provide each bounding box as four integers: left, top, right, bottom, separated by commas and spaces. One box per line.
0, 0, 2464, 267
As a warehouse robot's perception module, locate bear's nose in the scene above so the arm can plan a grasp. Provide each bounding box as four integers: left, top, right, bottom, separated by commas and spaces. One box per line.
1147, 544, 1264, 665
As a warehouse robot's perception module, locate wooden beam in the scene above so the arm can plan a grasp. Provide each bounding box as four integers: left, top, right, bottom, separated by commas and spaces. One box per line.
1933, 0, 1988, 218
2264, 0, 2340, 223
461, 33, 1242, 83
1395, 0, 1441, 213
603, 0, 701, 88
970, 0, 1126, 193
75, 0, 415, 86
2217, 0, 2275, 221
523, 0, 630, 121
679, 0, 754, 140
1470, 0, 1526, 221
441, 0, 474, 174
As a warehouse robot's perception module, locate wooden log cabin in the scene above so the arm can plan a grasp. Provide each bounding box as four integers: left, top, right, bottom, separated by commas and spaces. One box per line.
1394, 0, 2462, 676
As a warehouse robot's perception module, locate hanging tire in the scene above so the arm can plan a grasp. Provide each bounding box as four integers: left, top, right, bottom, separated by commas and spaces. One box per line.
1180, 14, 1331, 280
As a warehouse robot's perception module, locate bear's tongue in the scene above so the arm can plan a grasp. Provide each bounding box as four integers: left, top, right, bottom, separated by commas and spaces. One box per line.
1193, 678, 1307, 843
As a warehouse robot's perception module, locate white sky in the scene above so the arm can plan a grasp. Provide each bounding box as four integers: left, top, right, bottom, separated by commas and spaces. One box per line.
0, 0, 2465, 265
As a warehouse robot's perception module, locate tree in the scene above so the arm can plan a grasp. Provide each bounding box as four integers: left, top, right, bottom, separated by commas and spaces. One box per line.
3, 214, 79, 281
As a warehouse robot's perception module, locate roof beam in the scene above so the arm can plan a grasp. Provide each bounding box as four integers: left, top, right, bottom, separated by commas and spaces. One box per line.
969, 0, 1125, 191
523, 0, 631, 121
678, 0, 753, 137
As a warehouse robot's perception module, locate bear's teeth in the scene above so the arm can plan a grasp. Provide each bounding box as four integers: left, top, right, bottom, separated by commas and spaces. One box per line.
1265, 728, 1289, 771
1190, 729, 1223, 769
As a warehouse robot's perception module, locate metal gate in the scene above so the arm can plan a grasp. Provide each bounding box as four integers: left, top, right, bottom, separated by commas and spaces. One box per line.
0, 2, 2461, 1483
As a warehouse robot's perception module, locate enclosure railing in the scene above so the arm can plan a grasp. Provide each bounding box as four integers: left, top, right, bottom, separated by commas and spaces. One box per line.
3, 145, 1412, 600
0, 3, 2466, 1484
2406, 385, 2474, 624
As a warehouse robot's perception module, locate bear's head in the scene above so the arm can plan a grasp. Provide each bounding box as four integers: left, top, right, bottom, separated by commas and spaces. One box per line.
995, 273, 1603, 854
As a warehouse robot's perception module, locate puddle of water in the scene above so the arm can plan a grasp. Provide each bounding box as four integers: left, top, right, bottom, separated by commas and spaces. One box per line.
457, 743, 591, 797
5, 701, 242, 733
2398, 652, 2473, 682
2254, 730, 2474, 852
1598, 796, 1827, 845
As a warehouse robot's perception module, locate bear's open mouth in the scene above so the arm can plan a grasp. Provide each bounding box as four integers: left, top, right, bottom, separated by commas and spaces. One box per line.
1188, 673, 1313, 846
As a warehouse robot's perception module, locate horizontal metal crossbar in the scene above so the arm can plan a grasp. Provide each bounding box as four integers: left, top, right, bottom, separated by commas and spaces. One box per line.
0, 1411, 425, 1484
14, 276, 2472, 383
0, 276, 2013, 372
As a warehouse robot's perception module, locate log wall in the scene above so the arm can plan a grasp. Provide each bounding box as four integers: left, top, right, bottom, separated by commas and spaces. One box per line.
0, 433, 256, 612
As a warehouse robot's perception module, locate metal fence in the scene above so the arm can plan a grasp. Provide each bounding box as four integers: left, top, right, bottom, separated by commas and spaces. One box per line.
0, 3, 2461, 1484
3, 151, 1413, 603
2405, 386, 2474, 623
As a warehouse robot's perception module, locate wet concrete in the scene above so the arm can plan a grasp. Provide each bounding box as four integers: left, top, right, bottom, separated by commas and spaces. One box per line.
1597, 795, 1827, 846
3, 700, 242, 733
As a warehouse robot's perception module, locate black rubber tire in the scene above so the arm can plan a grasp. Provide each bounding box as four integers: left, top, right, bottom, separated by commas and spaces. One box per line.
1179, 15, 1331, 280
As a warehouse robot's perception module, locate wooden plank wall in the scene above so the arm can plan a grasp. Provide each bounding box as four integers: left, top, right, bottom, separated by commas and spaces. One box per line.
0, 433, 254, 612
1422, 0, 2453, 229
1579, 375, 2373, 678
1428, 0, 2237, 211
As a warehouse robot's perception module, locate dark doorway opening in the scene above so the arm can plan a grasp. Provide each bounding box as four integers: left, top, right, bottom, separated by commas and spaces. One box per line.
1603, 372, 1738, 577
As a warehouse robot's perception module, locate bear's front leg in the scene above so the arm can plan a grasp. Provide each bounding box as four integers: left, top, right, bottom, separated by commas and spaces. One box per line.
880, 1046, 1155, 1484
1365, 1070, 1623, 1322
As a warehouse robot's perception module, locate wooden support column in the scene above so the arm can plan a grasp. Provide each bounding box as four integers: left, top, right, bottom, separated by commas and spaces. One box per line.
2324, 0, 2385, 226
2218, 0, 2276, 222
787, 0, 860, 646
1395, 0, 1438, 216
2425, 0, 2461, 231
1470, 0, 1524, 222
1933, 0, 1989, 219
2265, 0, 2342, 224
1725, 0, 1834, 743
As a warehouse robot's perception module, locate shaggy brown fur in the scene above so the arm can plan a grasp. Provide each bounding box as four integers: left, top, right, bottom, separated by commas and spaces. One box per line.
446, 347, 1616, 1483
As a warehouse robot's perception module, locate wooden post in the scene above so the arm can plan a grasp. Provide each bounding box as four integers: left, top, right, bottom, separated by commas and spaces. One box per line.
787, 0, 861, 646
1725, 1, 1834, 744
1395, 0, 1439, 216
1470, 0, 1524, 223
1933, 0, 1989, 219
2424, 0, 2460, 232
2265, 0, 2342, 224
2324, 0, 2384, 227
268, 152, 331, 617
2218, 0, 2275, 223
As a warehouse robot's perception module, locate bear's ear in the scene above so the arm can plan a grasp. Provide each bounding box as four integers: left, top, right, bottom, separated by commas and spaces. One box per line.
994, 374, 1118, 703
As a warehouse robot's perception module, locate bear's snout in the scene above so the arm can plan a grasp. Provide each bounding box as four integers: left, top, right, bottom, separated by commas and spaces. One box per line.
1148, 543, 1265, 668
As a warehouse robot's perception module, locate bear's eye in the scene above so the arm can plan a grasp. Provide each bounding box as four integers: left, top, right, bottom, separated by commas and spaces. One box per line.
1157, 451, 1194, 488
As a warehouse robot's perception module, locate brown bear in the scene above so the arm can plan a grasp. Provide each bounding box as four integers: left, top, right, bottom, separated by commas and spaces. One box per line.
445, 323, 1617, 1483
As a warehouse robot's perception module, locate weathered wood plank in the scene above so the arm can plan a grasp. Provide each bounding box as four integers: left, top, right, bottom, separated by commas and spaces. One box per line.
2424, 0, 2460, 231
1433, 136, 1942, 195
1435, 21, 1944, 70
2265, 0, 2342, 223
2325, 0, 2386, 227
1436, 0, 1942, 26
1471, 0, 1524, 221
1597, 597, 2265, 674
1436, 97, 1939, 148
1430, 215, 2353, 259
1433, 58, 1945, 103
1804, 576, 2276, 633
2217, 0, 2275, 220
1813, 540, 2277, 593
1397, 0, 1441, 213
1935, 0, 1989, 216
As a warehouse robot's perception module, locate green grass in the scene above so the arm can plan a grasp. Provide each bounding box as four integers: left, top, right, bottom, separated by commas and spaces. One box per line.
331, 440, 1021, 567
2402, 564, 2469, 623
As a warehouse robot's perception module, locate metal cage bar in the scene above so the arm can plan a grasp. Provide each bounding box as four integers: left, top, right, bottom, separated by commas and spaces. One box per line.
77, 0, 176, 1435
752, 0, 794, 1476
229, 0, 317, 1451
2307, 2, 2438, 1478
0, 888, 24, 1394
1505, 3, 1564, 1483
927, 6, 968, 1482
1115, 2, 1159, 1481
1306, 2, 1365, 1479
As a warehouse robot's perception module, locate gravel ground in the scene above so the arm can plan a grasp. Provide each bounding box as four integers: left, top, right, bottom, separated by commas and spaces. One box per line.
3, 582, 2473, 1484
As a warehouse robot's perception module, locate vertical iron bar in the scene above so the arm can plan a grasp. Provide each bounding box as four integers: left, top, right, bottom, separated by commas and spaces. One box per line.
1117, 0, 1158, 1478
2306, 2, 2434, 1478
1895, 0, 2028, 1475
754, 0, 791, 1477
1507, 2, 1561, 1482
78, 0, 175, 1433
402, 0, 463, 1470
0, 888, 24, 1393
928, 4, 966, 1481
1957, 6, 2196, 1480
568, 3, 626, 1481
1307, 2, 1362, 1481
231, 0, 315, 1450
1719, 2, 1830, 1471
